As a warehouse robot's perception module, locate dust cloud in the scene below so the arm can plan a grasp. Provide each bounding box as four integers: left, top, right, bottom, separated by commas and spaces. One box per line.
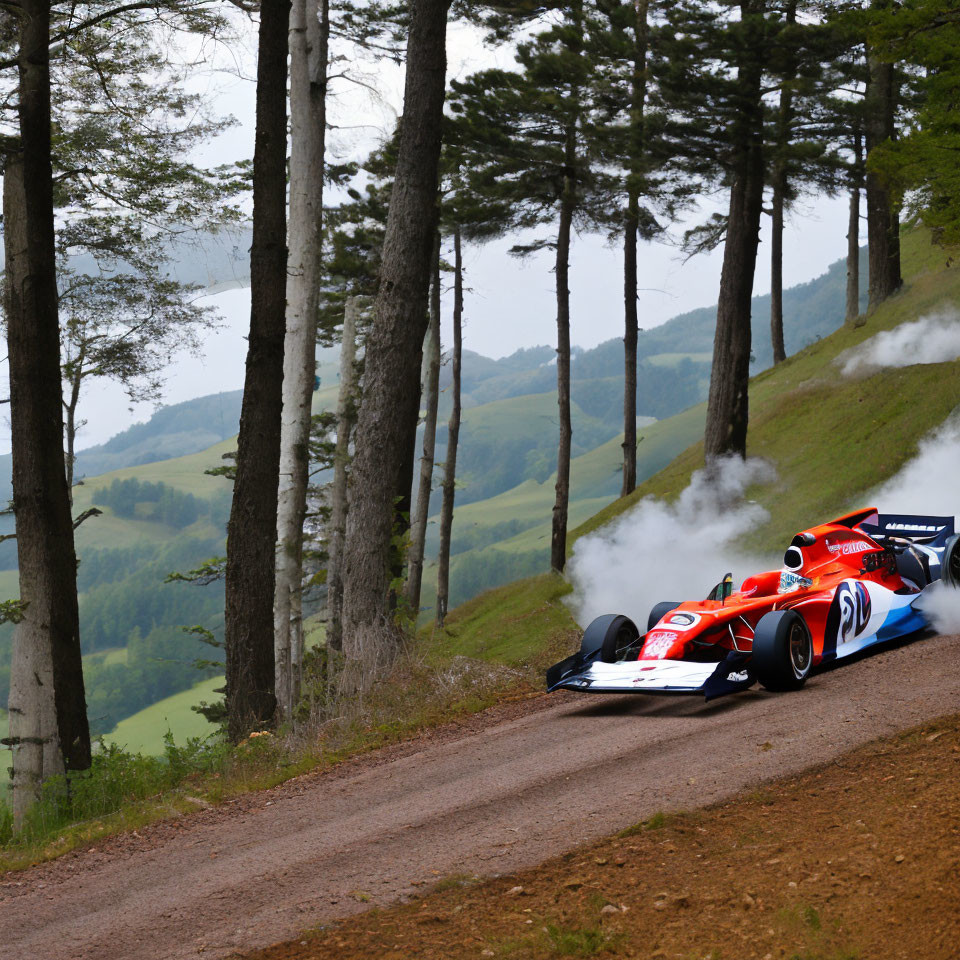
868, 414, 960, 517
867, 414, 960, 636
839, 310, 960, 375
566, 457, 778, 630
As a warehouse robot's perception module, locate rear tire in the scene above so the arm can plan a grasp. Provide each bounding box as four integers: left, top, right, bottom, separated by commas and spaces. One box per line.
943, 535, 960, 588
752, 610, 813, 692
647, 601, 682, 633
580, 614, 641, 664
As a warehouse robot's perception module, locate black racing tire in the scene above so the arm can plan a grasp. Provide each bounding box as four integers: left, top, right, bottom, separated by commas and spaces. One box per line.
580, 614, 641, 664
752, 610, 813, 692
647, 601, 682, 634
943, 534, 960, 588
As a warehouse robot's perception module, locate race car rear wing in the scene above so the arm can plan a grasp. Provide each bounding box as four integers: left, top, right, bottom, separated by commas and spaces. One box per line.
858, 513, 956, 547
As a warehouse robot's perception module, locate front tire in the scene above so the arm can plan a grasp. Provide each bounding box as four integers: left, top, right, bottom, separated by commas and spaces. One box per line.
647, 601, 682, 633
752, 610, 813, 692
580, 614, 641, 664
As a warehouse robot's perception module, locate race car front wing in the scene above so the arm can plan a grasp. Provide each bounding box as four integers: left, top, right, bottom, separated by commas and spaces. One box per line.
547, 651, 756, 700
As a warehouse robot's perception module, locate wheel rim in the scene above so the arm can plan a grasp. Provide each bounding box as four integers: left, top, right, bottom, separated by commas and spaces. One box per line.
788, 621, 811, 678
950, 549, 960, 585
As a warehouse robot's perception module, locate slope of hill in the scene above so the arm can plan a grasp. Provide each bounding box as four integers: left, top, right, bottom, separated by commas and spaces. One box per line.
436, 230, 960, 665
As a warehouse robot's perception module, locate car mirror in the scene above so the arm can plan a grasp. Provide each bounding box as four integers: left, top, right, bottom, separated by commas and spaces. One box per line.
707, 572, 734, 603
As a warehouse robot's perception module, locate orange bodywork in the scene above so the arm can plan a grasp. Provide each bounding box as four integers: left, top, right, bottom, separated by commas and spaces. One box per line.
638, 508, 912, 666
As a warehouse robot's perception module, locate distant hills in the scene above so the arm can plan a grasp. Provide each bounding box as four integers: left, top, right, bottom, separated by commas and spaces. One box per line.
0, 241, 864, 517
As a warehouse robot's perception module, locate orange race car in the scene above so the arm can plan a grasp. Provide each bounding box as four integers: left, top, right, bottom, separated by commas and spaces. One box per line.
547, 509, 960, 700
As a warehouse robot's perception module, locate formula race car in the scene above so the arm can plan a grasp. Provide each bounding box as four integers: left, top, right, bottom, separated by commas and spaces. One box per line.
547, 509, 960, 700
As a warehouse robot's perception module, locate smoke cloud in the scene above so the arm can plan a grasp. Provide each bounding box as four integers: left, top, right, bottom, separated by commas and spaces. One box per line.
566, 457, 778, 630
838, 310, 960, 375
867, 413, 960, 636
914, 585, 960, 637
868, 414, 960, 517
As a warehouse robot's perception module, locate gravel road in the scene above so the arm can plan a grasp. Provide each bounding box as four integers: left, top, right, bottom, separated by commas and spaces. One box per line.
2, 631, 958, 960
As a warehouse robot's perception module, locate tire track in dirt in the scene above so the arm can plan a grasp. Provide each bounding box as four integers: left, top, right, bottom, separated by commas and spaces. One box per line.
1, 631, 958, 960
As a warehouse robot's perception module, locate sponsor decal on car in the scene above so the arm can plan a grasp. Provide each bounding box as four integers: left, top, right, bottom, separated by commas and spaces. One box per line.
826, 539, 873, 556
664, 612, 701, 630
834, 580, 872, 646
886, 522, 945, 533
644, 631, 678, 658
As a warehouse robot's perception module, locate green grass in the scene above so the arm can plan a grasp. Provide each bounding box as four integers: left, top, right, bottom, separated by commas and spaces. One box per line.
647, 351, 713, 366
105, 675, 222, 756
425, 572, 578, 667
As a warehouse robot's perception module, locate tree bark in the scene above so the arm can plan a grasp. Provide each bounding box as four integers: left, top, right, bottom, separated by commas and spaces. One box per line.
224, 0, 289, 741
6, 0, 91, 826
550, 137, 575, 573
406, 230, 442, 617
845, 186, 861, 324
704, 0, 766, 462
4, 156, 67, 828
339, 0, 449, 691
768, 0, 795, 367
274, 0, 328, 723
435, 225, 463, 628
621, 0, 649, 499
865, 51, 901, 311
325, 297, 360, 654
63, 360, 82, 503
769, 177, 786, 365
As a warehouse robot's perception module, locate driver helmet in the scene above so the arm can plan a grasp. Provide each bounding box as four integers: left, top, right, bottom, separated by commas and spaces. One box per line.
778, 537, 813, 594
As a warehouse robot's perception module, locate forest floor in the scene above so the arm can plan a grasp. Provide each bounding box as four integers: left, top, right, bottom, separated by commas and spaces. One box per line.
1, 629, 959, 960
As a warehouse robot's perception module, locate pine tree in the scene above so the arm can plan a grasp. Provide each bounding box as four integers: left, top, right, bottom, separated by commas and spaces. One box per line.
224, 0, 290, 740
435, 223, 463, 628
339, 0, 451, 691
448, 0, 603, 571
5, 0, 90, 826
275, 0, 330, 723
864, 0, 959, 244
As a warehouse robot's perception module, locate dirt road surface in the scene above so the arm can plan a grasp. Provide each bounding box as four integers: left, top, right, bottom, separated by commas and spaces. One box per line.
2, 632, 959, 960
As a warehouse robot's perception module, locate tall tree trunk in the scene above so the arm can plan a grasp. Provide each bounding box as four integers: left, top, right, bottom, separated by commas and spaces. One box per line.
845, 125, 864, 325
769, 178, 786, 365
846, 186, 861, 324
6, 0, 91, 826
621, 0, 649, 499
224, 0, 289, 741
551, 152, 575, 573
340, 0, 450, 691
769, 0, 795, 367
406, 231, 442, 616
704, 0, 766, 461
865, 51, 901, 310
435, 225, 463, 628
5, 157, 65, 828
62, 362, 82, 503
622, 218, 638, 498
274, 0, 328, 723
325, 297, 360, 654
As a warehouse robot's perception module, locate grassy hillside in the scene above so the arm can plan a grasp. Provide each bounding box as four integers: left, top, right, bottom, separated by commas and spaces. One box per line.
436, 230, 960, 666
106, 675, 223, 756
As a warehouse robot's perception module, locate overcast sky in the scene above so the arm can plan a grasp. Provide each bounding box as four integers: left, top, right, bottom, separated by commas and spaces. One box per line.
0, 14, 854, 454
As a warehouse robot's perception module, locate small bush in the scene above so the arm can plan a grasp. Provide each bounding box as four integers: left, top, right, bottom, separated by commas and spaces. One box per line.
544, 923, 619, 957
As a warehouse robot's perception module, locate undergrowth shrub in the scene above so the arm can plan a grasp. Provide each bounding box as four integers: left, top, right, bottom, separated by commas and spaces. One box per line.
1, 646, 539, 864
0, 733, 226, 849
